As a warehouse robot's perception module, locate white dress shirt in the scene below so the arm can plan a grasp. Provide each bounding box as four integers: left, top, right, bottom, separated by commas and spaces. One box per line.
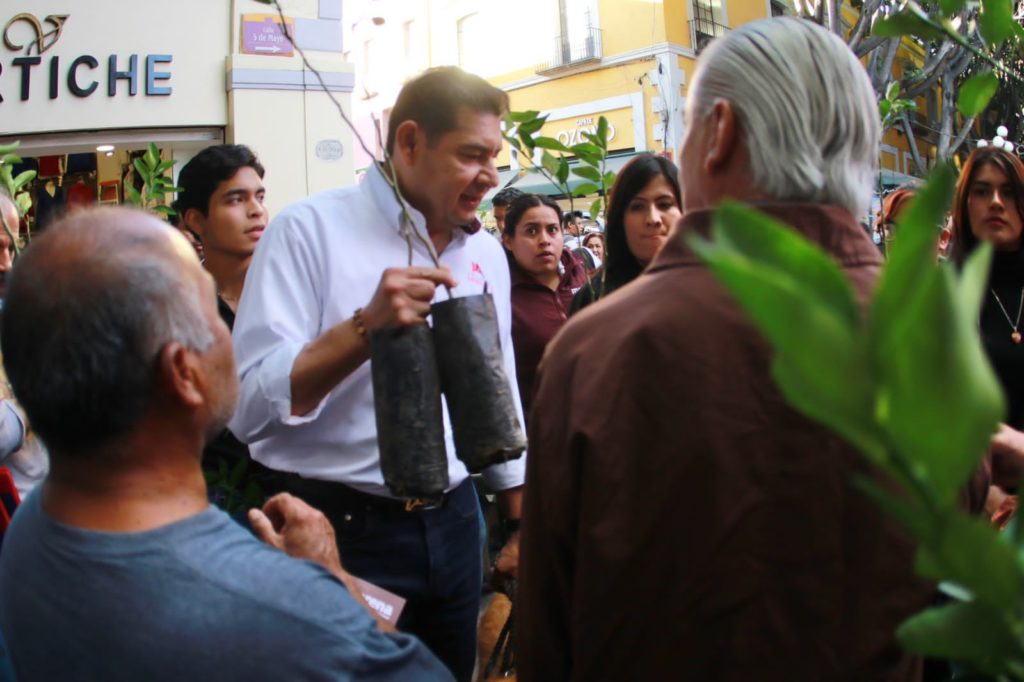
230, 164, 527, 498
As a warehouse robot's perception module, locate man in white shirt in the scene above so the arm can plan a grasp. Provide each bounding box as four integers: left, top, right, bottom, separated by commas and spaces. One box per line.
230, 66, 525, 682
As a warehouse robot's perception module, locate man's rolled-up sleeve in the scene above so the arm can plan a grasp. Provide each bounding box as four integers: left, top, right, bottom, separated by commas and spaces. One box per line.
229, 209, 329, 444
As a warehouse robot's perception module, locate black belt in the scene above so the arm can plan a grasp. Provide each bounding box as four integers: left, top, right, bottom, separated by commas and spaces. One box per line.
284, 474, 466, 515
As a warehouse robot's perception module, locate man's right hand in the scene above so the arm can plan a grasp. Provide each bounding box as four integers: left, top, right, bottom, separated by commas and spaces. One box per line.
361, 266, 458, 330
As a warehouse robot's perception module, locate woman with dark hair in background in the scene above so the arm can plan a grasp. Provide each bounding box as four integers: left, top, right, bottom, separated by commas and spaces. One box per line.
570, 153, 682, 314
502, 193, 587, 418
951, 145, 1024, 523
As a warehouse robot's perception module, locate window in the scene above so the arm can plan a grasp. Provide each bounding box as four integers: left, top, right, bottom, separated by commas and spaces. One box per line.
556, 0, 600, 65
691, 0, 726, 53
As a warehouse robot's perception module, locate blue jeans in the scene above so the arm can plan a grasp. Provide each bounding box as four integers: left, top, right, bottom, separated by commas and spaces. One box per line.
286, 476, 482, 682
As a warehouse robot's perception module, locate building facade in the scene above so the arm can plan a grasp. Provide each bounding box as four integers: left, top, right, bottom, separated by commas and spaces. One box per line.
0, 0, 356, 224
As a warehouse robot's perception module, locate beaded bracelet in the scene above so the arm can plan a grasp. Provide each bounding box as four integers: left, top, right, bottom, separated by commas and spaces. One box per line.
353, 307, 369, 341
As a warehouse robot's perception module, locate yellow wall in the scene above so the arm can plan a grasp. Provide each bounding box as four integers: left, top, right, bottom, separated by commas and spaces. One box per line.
599, 0, 669, 55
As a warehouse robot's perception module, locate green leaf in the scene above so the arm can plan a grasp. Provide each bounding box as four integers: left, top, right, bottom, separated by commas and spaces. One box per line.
914, 513, 1022, 607
133, 157, 151, 182
873, 12, 946, 42
572, 165, 602, 183
689, 205, 882, 459
14, 194, 31, 216
879, 99, 893, 121
572, 182, 600, 197
145, 142, 160, 169
958, 71, 999, 118
540, 152, 561, 180
938, 0, 967, 16
507, 110, 541, 124
517, 117, 545, 136
712, 204, 861, 327
556, 158, 570, 186
596, 116, 609, 147
0, 142, 20, 156
533, 137, 570, 152
875, 265, 1004, 505
886, 81, 901, 101
2, 155, 22, 166
590, 198, 603, 219
979, 0, 1015, 45
960, 242, 993, 325
12, 170, 35, 190
897, 601, 1024, 674
156, 159, 176, 174
603, 171, 618, 188
124, 184, 142, 206
872, 164, 956, 360
570, 142, 601, 158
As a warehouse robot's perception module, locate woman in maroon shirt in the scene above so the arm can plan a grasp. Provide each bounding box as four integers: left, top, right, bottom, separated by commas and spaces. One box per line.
502, 194, 587, 420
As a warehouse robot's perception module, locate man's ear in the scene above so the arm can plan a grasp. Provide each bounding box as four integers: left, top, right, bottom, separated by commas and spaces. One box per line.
157, 342, 204, 409
392, 120, 421, 167
704, 99, 739, 174
182, 208, 206, 239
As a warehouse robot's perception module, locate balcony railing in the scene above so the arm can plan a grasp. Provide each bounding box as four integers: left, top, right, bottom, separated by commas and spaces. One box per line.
689, 18, 729, 54
536, 26, 603, 74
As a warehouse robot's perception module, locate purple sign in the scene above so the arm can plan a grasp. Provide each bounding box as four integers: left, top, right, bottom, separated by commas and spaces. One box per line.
241, 16, 294, 57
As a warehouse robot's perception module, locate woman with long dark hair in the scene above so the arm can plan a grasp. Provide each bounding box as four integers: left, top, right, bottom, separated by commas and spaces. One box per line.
951, 145, 1024, 521
502, 193, 587, 418
570, 153, 682, 314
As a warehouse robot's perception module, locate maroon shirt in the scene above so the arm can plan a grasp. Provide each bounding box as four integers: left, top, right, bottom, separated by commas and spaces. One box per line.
510, 248, 588, 420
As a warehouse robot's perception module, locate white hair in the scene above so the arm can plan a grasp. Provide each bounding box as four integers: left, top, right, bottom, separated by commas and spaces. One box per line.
689, 17, 880, 217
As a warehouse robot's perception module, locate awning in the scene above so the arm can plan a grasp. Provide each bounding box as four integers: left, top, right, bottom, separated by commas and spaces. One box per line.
507, 152, 639, 197
481, 168, 523, 207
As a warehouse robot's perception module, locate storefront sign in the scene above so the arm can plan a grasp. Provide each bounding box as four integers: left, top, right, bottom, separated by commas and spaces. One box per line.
0, 13, 173, 103
551, 116, 617, 147
539, 107, 635, 153
241, 15, 295, 57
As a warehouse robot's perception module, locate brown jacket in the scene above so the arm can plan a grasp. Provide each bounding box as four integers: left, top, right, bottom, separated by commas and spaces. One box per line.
517, 204, 931, 681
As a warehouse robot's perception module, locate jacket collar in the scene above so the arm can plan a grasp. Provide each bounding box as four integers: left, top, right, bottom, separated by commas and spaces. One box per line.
649, 202, 883, 274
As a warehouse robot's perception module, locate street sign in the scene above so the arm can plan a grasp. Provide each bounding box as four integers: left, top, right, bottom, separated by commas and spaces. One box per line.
240, 14, 294, 57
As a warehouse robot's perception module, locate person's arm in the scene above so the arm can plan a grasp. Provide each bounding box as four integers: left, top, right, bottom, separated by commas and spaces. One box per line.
0, 400, 25, 460
478, 242, 528, 576
290, 267, 457, 417
249, 493, 395, 632
230, 209, 456, 441
494, 486, 523, 577
990, 423, 1024, 491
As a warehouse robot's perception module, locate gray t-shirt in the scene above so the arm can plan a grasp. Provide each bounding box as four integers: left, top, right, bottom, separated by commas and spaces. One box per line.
0, 490, 453, 681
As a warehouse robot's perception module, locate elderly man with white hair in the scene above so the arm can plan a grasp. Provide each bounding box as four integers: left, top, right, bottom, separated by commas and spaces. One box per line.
517, 17, 931, 681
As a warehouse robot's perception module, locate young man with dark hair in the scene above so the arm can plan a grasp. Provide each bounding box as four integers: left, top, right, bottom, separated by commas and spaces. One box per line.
176, 144, 266, 316
0, 207, 452, 681
231, 66, 525, 682
562, 210, 584, 249
175, 144, 279, 506
491, 186, 524, 233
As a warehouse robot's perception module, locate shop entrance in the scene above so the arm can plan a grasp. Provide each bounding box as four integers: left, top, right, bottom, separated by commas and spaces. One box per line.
8, 126, 223, 235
